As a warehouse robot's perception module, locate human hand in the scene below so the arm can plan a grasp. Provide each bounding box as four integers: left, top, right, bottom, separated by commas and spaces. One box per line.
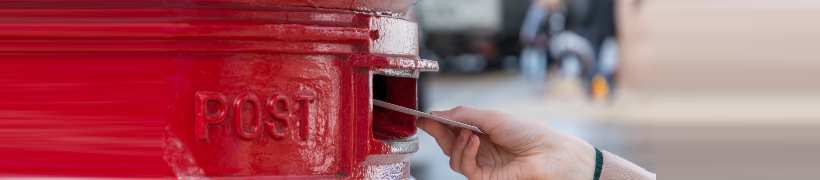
418, 106, 596, 180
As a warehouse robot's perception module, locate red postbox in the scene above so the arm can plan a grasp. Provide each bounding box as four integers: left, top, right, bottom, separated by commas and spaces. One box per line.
0, 0, 433, 179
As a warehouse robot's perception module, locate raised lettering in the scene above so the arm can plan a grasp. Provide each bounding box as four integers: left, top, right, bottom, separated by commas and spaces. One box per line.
233, 92, 262, 140
294, 87, 317, 141
195, 91, 227, 142
266, 94, 292, 140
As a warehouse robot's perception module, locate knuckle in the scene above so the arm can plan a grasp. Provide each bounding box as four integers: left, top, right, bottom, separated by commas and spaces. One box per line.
450, 106, 471, 114
451, 106, 466, 111
448, 106, 477, 119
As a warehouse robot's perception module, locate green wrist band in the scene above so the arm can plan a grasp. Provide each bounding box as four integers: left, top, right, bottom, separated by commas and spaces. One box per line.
593, 147, 603, 180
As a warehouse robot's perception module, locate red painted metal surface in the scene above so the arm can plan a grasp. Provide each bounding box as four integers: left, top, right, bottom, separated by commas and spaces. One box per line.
0, 0, 432, 179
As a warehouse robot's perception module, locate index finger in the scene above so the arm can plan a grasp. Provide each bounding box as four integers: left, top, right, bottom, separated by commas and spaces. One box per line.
417, 118, 457, 155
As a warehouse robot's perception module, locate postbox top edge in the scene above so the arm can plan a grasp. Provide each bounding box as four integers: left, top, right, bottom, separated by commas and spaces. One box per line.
256, 0, 417, 16
0, 0, 418, 17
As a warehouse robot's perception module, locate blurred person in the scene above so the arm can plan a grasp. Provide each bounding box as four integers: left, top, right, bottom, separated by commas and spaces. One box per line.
521, 0, 620, 99
519, 0, 552, 91
418, 106, 655, 180
555, 0, 618, 99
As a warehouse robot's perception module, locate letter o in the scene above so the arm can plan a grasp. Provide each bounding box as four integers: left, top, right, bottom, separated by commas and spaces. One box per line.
233, 92, 262, 140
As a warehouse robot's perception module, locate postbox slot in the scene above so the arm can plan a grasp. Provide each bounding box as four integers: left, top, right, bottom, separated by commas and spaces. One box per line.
372, 74, 418, 140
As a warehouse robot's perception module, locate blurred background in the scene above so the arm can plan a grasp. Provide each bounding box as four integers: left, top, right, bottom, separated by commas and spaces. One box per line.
408, 0, 820, 179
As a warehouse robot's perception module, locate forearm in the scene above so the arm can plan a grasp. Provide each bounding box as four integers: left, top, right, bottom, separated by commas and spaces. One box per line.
600, 150, 655, 180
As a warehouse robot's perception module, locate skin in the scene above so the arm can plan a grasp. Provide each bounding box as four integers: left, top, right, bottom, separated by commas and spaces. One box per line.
542, 0, 564, 11
418, 106, 655, 180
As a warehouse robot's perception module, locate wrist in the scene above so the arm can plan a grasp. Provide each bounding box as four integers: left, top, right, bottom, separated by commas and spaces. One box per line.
564, 134, 597, 180
535, 132, 597, 180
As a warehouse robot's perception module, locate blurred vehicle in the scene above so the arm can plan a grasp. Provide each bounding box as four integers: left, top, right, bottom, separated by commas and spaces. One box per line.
416, 0, 529, 73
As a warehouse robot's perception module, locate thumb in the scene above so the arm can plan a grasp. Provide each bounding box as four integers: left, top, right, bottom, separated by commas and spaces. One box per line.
431, 106, 505, 135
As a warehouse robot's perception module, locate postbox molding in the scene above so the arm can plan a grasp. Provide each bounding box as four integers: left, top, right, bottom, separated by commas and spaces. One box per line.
0, 1, 427, 179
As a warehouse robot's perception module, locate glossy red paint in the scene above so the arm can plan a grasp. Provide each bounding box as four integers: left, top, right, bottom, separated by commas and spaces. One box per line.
0, 0, 432, 179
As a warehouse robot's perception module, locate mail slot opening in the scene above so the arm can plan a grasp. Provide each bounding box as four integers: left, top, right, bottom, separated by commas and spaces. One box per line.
372, 74, 418, 140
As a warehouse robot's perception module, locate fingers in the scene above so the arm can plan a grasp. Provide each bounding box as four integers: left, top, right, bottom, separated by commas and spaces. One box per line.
433, 106, 505, 135
417, 118, 456, 155
461, 134, 481, 176
449, 129, 471, 172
